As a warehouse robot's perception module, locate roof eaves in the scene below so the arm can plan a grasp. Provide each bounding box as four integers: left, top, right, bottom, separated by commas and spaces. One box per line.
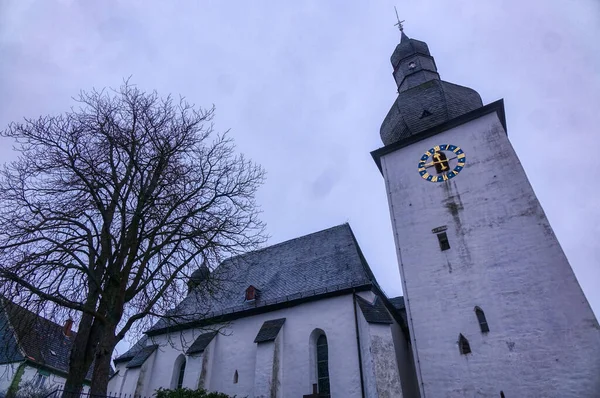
146, 283, 372, 337
371, 99, 507, 173
0, 299, 27, 362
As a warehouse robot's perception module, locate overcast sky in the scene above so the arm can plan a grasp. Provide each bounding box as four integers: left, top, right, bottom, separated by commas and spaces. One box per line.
1, 0, 599, 353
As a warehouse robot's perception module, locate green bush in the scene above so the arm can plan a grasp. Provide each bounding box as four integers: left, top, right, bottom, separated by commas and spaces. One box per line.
154, 387, 235, 398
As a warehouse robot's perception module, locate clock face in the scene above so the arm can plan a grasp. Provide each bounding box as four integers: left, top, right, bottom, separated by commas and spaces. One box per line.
417, 144, 466, 182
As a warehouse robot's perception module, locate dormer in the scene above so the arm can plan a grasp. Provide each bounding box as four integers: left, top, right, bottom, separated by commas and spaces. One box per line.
245, 285, 260, 302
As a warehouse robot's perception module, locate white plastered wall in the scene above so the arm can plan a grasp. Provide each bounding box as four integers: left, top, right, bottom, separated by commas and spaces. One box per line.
142, 294, 365, 397
381, 110, 600, 397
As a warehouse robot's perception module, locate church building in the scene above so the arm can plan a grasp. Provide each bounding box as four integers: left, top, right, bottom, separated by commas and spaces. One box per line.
107, 28, 600, 398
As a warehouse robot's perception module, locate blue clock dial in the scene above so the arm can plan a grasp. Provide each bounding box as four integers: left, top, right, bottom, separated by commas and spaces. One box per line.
417, 144, 466, 183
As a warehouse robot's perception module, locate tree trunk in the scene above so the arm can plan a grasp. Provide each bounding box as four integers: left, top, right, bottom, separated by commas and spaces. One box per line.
62, 312, 96, 398
89, 327, 117, 396
62, 311, 106, 398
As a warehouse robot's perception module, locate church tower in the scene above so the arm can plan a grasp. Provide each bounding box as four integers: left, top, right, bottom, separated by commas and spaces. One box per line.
372, 29, 600, 397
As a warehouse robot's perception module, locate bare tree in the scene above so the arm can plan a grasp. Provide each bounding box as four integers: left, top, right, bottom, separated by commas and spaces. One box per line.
0, 82, 266, 396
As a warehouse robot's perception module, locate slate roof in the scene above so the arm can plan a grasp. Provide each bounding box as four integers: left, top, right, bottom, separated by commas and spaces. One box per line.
389, 296, 405, 311
391, 31, 431, 67
125, 345, 158, 368
381, 31, 483, 146
113, 336, 149, 365
186, 331, 218, 355
147, 224, 377, 335
380, 79, 483, 146
356, 296, 393, 324
254, 318, 286, 343
0, 298, 93, 380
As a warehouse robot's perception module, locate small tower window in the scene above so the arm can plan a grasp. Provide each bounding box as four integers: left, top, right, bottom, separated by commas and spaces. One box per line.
458, 334, 471, 355
433, 151, 450, 174
437, 232, 450, 251
475, 307, 490, 333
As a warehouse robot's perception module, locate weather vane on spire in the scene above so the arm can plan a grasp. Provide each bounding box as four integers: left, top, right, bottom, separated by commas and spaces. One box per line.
394, 6, 404, 32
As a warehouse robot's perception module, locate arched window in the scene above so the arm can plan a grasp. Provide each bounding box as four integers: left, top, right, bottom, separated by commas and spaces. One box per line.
433, 151, 449, 174
316, 334, 331, 397
458, 334, 471, 355
475, 307, 490, 333
177, 358, 186, 388
500, 391, 506, 398
171, 354, 187, 389
233, 370, 239, 384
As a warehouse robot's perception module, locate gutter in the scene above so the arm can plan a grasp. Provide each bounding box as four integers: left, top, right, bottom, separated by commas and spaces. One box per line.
352, 289, 366, 398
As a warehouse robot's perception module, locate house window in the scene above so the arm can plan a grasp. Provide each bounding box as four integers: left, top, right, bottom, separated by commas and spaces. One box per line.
475, 307, 490, 333
458, 334, 471, 355
433, 151, 449, 174
34, 373, 47, 388
437, 232, 450, 251
316, 334, 330, 397
177, 358, 186, 388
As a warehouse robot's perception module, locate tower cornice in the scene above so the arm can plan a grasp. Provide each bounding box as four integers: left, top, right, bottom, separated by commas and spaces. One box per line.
371, 99, 507, 174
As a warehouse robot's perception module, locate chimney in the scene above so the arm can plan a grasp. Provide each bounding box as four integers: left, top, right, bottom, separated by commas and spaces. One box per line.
63, 318, 73, 337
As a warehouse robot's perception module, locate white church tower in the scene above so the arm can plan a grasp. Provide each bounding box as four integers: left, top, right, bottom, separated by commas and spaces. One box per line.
371, 27, 600, 397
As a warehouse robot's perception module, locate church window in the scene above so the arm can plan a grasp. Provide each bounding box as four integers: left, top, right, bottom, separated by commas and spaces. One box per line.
475, 307, 490, 333
433, 151, 449, 174
177, 358, 186, 388
171, 354, 187, 389
458, 334, 471, 355
437, 232, 450, 251
233, 370, 239, 384
316, 334, 331, 397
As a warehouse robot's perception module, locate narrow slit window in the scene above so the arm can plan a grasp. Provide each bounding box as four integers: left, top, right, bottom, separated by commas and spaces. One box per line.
458, 334, 471, 355
475, 307, 490, 333
437, 232, 450, 251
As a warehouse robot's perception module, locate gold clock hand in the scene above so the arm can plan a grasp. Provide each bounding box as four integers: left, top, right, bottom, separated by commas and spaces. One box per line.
422, 156, 458, 168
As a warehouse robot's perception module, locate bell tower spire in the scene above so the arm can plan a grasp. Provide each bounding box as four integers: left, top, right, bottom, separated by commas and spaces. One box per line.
380, 28, 483, 146
372, 27, 600, 398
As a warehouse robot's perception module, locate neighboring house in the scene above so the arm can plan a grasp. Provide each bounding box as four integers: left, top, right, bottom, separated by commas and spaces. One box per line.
0, 298, 91, 396
108, 224, 418, 398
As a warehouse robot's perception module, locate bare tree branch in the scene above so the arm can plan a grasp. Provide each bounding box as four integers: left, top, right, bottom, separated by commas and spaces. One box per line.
0, 81, 266, 396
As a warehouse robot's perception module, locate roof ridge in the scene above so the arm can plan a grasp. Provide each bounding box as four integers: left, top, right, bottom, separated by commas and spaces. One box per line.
219, 223, 351, 267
